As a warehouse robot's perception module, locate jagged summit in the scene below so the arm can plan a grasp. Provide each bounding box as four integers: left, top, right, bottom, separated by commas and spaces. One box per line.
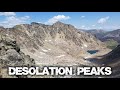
0, 21, 105, 49
0, 21, 75, 30
53, 21, 64, 24
52, 21, 66, 27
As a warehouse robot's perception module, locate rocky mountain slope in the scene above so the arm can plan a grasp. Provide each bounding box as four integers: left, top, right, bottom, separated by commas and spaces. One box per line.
0, 36, 35, 78
0, 21, 112, 78
101, 45, 120, 65
96, 45, 120, 78
0, 21, 107, 66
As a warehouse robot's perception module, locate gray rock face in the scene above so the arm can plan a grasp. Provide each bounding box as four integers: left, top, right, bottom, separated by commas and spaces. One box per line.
0, 36, 35, 78
0, 37, 35, 66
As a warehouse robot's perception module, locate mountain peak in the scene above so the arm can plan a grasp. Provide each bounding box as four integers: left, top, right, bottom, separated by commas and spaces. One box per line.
52, 21, 65, 27
31, 22, 40, 25
54, 21, 64, 24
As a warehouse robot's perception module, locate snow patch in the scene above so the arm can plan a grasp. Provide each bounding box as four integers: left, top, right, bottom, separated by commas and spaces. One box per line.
41, 49, 48, 52
84, 44, 88, 47
56, 55, 65, 58
40, 52, 46, 55
84, 56, 88, 59
55, 40, 57, 42
48, 49, 51, 50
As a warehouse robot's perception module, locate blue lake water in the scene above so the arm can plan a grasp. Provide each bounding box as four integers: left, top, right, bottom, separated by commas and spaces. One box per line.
87, 50, 99, 54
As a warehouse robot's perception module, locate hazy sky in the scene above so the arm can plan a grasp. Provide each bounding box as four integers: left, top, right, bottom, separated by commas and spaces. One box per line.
0, 12, 120, 30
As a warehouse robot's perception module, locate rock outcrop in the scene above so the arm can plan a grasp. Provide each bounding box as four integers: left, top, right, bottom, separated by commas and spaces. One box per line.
0, 35, 35, 78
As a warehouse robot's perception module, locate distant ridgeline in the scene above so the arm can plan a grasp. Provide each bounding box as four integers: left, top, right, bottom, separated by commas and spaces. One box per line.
85, 29, 120, 49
